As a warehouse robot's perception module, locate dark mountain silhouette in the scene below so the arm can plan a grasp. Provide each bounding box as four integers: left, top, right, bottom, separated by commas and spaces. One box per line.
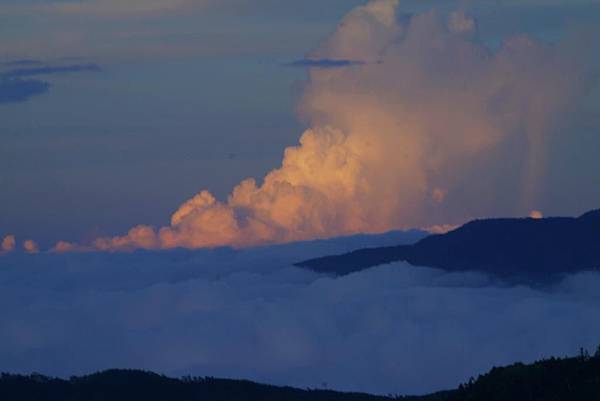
442, 349, 600, 401
296, 209, 600, 278
0, 369, 408, 401
2, 349, 600, 401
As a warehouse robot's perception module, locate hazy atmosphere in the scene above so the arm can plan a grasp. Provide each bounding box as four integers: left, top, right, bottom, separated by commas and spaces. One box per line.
2, 235, 600, 395
1, 1, 600, 399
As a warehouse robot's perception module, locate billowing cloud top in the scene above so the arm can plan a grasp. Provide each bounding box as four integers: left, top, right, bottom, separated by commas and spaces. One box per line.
63, 0, 596, 253
1, 235, 16, 253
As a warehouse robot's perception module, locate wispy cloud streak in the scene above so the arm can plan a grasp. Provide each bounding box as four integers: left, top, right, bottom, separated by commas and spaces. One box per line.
1, 63, 101, 79
287, 59, 365, 68
0, 78, 50, 103
0, 61, 101, 104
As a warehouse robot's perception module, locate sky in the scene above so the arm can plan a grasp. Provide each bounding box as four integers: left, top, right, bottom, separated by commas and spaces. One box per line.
1, 1, 600, 395
1, 0, 600, 250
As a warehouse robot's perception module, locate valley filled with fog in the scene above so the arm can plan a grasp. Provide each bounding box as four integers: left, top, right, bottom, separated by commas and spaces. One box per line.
2, 232, 599, 395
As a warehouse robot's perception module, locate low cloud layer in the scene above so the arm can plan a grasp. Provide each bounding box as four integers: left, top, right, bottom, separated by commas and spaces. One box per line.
1, 233, 599, 395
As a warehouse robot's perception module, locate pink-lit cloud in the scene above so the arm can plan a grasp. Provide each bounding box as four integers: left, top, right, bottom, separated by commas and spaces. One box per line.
53, 0, 595, 252
1, 235, 16, 253
530, 210, 544, 219
23, 239, 39, 254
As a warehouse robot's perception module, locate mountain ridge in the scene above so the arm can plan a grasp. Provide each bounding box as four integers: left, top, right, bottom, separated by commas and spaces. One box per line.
296, 209, 600, 278
2, 351, 600, 400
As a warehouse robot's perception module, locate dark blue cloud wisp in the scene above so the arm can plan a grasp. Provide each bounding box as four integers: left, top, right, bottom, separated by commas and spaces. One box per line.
1, 63, 101, 79
0, 78, 50, 104
0, 63, 101, 104
287, 58, 364, 68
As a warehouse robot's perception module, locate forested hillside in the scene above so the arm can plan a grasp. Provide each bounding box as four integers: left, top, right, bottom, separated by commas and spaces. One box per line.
2, 349, 600, 401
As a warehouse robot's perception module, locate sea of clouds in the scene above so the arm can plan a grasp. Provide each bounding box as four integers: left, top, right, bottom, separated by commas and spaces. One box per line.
1, 231, 599, 396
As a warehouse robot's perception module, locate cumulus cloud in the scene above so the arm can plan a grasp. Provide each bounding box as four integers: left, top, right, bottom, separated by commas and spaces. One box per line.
79, 0, 597, 252
52, 240, 77, 253
1, 237, 599, 395
530, 210, 543, 219
23, 239, 39, 254
424, 224, 459, 234
1, 235, 16, 253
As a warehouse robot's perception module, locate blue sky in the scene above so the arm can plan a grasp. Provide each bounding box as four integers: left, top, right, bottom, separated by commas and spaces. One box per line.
1, 0, 600, 247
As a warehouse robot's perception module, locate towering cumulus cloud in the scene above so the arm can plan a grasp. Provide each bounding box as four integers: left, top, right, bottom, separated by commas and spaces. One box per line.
85, 0, 592, 251
1, 235, 16, 253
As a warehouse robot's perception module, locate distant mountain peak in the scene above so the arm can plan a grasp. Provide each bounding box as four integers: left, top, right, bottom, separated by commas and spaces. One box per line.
580, 209, 600, 220
297, 208, 600, 280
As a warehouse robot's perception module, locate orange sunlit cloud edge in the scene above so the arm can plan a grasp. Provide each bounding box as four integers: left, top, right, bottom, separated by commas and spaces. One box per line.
14, 0, 592, 253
